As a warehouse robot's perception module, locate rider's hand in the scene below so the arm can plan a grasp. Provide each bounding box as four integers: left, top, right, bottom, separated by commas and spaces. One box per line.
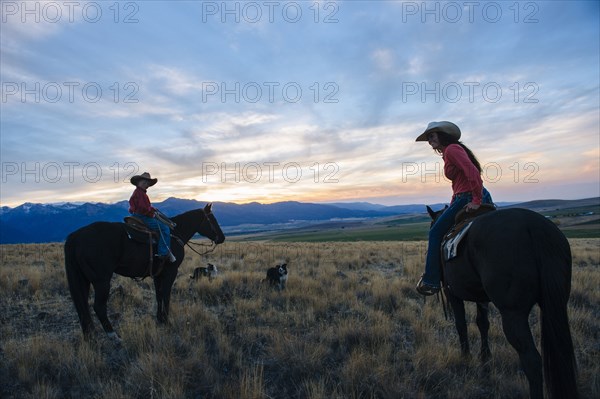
465, 202, 480, 213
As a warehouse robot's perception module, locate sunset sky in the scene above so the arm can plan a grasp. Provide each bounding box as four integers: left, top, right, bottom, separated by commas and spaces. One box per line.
1, 1, 599, 207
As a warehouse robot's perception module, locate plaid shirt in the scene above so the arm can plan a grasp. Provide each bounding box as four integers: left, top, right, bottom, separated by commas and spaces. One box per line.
128, 187, 155, 216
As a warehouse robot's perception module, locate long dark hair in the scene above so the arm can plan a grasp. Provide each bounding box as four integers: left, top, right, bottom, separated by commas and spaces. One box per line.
435, 133, 482, 173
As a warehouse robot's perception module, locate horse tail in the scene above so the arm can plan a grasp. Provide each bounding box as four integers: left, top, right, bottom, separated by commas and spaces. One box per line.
536, 223, 578, 399
64, 232, 92, 334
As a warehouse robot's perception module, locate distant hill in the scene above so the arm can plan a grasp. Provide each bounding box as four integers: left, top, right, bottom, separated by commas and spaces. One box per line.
0, 197, 597, 244
326, 202, 445, 214
326, 201, 520, 214
235, 198, 600, 242
503, 198, 600, 211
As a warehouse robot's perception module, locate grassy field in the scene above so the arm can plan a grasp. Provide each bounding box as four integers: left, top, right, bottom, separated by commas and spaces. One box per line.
1, 239, 598, 398
235, 221, 432, 242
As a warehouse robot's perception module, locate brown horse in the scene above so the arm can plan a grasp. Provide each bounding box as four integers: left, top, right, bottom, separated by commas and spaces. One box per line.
427, 206, 578, 399
65, 203, 225, 340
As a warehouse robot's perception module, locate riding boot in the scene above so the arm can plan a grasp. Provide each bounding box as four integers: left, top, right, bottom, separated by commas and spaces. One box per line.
416, 274, 440, 296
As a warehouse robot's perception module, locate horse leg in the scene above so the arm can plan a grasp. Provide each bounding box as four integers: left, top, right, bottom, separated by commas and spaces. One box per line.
154, 268, 177, 324
71, 278, 93, 338
447, 293, 470, 358
154, 275, 170, 324
92, 279, 120, 341
65, 257, 94, 338
500, 310, 543, 399
476, 302, 491, 362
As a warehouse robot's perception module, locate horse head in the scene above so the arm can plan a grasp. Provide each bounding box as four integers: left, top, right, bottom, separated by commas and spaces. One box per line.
426, 204, 448, 225
200, 203, 225, 244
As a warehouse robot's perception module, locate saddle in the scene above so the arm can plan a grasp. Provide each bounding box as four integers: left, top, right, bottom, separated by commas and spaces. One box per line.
454, 203, 497, 225
442, 204, 496, 261
123, 216, 163, 278
124, 216, 158, 242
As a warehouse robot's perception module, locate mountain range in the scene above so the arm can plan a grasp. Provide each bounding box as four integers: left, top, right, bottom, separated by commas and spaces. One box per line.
1, 197, 596, 244
0, 198, 422, 244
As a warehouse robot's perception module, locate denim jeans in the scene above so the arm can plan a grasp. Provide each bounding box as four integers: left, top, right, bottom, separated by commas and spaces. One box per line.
133, 214, 171, 256
422, 188, 493, 287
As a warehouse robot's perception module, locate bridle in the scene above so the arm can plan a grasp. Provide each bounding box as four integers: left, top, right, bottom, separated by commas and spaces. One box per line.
169, 208, 220, 256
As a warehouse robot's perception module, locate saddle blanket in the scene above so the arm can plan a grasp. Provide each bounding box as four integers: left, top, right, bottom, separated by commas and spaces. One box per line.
442, 221, 473, 261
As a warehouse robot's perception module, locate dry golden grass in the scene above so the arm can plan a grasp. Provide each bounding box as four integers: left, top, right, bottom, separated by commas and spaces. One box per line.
0, 239, 598, 398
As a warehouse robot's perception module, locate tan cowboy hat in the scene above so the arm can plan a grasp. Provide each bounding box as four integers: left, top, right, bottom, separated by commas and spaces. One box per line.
130, 172, 158, 186
415, 121, 461, 142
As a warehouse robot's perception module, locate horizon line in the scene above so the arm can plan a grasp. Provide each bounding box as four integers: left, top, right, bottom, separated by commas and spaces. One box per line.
2, 196, 599, 210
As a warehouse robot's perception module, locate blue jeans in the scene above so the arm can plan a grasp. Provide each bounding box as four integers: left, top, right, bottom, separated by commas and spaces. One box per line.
422, 188, 493, 287
133, 214, 171, 256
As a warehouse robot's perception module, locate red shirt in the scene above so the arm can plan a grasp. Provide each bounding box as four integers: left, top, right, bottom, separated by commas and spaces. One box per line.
443, 144, 483, 205
129, 187, 155, 216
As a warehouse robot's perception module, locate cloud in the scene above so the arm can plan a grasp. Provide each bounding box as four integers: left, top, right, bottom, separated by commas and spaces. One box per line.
0, 1, 67, 44
371, 48, 394, 72
1, 2, 598, 207
145, 65, 206, 96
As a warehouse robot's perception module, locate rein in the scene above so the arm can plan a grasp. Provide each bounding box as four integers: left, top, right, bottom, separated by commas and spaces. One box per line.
183, 240, 217, 256
169, 209, 219, 257
439, 251, 450, 321
170, 233, 217, 257
440, 289, 450, 321
427, 208, 452, 321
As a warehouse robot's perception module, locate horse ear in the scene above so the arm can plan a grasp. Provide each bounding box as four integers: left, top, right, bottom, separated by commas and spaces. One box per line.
426, 205, 435, 219
204, 203, 212, 212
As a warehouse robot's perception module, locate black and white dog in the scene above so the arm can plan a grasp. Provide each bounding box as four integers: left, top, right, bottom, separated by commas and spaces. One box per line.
190, 263, 218, 281
265, 263, 288, 290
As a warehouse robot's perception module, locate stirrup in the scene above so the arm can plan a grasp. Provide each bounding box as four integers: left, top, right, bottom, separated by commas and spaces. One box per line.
416, 276, 440, 296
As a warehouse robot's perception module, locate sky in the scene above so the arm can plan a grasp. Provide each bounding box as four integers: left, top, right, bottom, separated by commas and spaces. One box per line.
1, 0, 599, 207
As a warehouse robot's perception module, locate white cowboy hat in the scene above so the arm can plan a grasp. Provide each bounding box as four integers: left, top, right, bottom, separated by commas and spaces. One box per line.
130, 172, 158, 186
415, 121, 461, 142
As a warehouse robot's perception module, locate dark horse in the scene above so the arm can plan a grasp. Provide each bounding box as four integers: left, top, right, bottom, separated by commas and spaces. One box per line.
65, 203, 225, 340
427, 206, 578, 399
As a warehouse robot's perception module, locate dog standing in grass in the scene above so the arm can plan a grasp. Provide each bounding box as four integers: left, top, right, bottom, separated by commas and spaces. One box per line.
190, 263, 218, 282
265, 263, 288, 290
